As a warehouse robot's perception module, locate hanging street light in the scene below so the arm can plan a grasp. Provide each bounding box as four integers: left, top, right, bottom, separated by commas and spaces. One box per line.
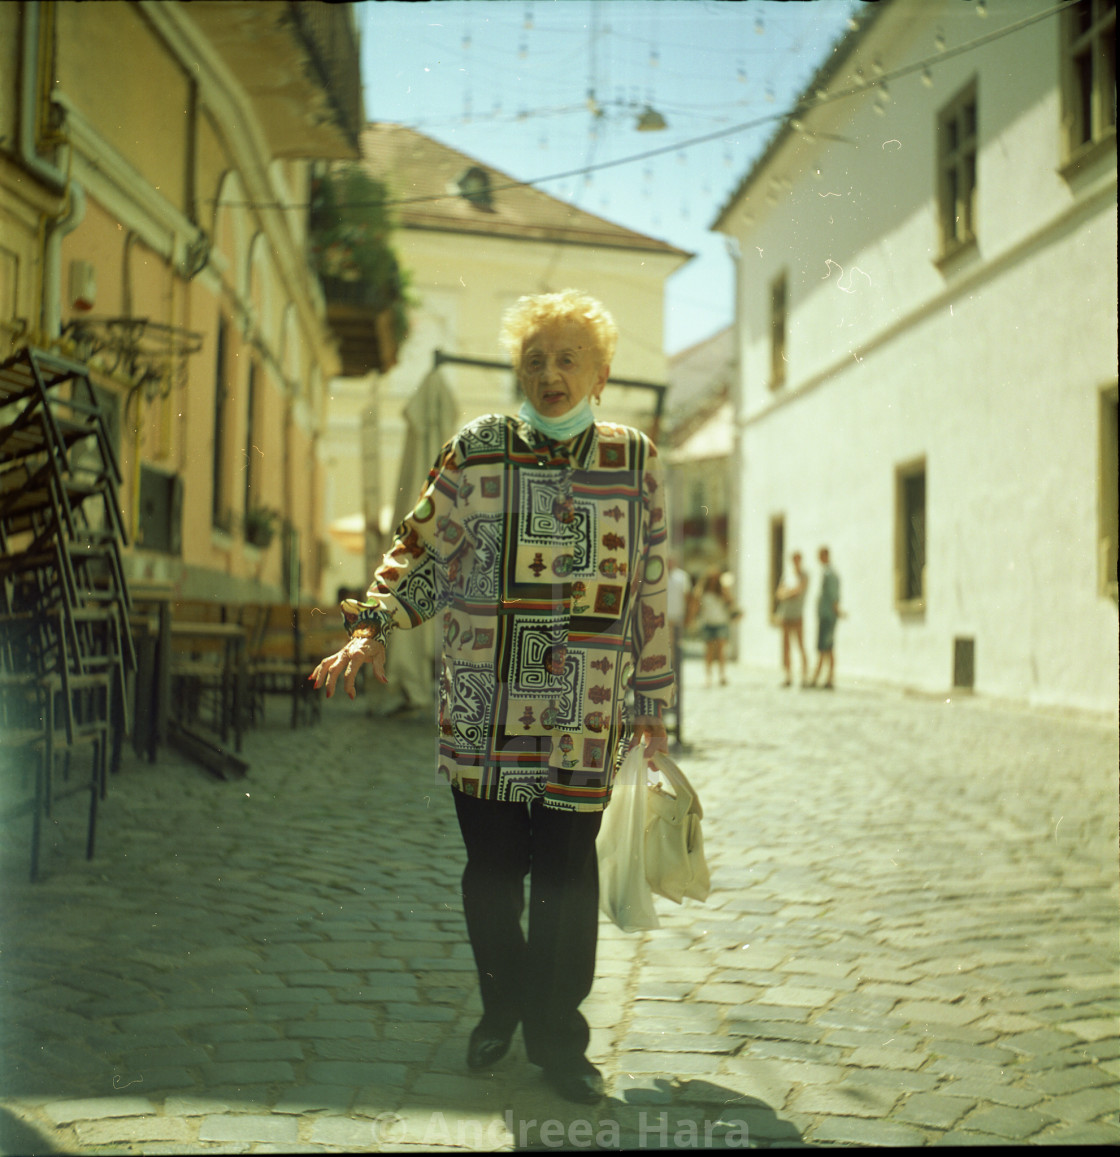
635, 104, 668, 131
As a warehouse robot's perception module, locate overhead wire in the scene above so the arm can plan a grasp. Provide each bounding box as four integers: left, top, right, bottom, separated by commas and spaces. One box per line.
217, 1, 1068, 214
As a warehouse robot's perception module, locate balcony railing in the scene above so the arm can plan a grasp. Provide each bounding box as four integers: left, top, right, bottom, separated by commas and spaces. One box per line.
287, 2, 364, 149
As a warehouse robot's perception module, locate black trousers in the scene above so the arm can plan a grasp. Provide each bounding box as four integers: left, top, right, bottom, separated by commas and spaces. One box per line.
452, 788, 603, 1070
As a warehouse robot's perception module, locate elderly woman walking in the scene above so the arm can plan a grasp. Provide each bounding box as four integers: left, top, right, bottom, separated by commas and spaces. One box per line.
311, 290, 674, 1104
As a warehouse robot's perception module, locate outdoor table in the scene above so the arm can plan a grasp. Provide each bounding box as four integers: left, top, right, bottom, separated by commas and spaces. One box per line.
130, 607, 246, 762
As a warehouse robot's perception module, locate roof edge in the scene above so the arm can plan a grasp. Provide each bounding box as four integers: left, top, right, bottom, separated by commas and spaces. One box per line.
401, 222, 693, 261
711, 0, 893, 233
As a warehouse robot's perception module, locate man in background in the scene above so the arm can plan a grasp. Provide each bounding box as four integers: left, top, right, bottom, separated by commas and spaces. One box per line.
809, 546, 841, 690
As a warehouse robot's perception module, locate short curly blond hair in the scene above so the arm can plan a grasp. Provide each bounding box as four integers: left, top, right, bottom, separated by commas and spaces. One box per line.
499, 289, 618, 371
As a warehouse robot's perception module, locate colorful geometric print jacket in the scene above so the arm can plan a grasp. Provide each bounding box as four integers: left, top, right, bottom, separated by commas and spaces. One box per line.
342, 413, 675, 812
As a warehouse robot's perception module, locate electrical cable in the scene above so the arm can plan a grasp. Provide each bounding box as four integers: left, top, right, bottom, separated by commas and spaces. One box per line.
214, 2, 1067, 214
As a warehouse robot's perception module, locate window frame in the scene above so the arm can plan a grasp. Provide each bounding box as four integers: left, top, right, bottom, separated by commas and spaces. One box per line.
768, 271, 788, 391
894, 457, 927, 615
1099, 382, 1119, 602
243, 358, 259, 517
1060, 0, 1117, 172
211, 314, 233, 534
769, 514, 785, 618
936, 80, 979, 262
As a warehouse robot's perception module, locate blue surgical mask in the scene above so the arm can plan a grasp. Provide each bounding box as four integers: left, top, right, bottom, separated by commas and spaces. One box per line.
518, 398, 596, 442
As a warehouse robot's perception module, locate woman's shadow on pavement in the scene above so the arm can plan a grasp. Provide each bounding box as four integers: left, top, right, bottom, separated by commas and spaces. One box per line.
0, 1106, 62, 1156
388, 1073, 803, 1150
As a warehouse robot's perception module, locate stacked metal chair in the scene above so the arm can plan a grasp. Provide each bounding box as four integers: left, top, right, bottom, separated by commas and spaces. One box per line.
0, 347, 133, 880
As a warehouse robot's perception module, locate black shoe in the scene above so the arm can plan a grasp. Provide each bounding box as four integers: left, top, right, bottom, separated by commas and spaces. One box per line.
544, 1059, 605, 1104
466, 1023, 514, 1071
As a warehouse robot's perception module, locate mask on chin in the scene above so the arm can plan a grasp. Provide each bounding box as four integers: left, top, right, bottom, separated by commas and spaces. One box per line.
518, 398, 596, 441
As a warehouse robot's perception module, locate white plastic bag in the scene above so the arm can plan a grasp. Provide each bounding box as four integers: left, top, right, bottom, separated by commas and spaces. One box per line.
597, 745, 660, 932
645, 753, 711, 905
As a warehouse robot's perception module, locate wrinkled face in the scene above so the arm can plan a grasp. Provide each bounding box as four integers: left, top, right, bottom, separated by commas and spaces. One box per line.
518, 319, 609, 417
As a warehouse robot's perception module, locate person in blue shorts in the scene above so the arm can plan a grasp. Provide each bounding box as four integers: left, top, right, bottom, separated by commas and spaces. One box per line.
809, 546, 841, 689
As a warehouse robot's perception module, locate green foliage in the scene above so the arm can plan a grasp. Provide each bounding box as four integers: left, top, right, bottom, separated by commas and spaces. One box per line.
243, 505, 280, 548
309, 165, 411, 344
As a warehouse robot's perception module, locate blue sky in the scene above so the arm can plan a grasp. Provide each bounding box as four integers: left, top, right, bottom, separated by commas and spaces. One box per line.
359, 0, 862, 354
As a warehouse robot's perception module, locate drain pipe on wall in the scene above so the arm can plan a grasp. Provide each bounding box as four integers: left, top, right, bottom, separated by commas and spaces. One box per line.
19, 0, 83, 344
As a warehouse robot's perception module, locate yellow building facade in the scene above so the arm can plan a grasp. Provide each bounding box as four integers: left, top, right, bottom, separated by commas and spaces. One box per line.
1, 1, 372, 604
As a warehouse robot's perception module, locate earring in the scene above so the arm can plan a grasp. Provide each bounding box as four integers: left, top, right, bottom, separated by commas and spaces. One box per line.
594, 394, 601, 406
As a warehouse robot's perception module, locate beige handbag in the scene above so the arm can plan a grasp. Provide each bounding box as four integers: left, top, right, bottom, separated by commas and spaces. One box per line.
644, 753, 711, 904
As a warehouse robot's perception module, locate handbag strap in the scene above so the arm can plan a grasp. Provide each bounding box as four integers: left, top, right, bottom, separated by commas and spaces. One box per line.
651, 753, 704, 820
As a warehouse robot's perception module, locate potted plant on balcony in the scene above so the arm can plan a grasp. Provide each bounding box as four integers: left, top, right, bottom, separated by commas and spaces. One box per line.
244, 506, 279, 549
309, 164, 411, 352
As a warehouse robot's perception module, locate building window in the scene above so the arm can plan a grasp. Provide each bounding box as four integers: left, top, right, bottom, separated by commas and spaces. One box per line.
456, 166, 495, 211
769, 272, 787, 390
895, 459, 926, 611
1100, 384, 1119, 600
937, 82, 978, 257
769, 514, 785, 617
243, 360, 258, 514
1061, 0, 1116, 165
138, 465, 183, 555
211, 315, 232, 532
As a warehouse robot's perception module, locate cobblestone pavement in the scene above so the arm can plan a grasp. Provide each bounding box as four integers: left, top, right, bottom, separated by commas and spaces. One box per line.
1, 656, 1117, 1153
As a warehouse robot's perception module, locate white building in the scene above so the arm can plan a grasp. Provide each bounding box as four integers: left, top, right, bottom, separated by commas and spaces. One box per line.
714, 0, 1116, 712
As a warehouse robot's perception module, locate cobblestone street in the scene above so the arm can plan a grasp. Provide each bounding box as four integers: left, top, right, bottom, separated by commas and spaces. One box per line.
1, 655, 1117, 1152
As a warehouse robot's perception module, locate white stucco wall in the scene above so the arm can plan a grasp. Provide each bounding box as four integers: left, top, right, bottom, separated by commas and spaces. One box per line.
722, 0, 1118, 713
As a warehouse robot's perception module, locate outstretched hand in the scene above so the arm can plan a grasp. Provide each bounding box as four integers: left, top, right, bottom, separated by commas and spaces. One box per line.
310, 637, 388, 700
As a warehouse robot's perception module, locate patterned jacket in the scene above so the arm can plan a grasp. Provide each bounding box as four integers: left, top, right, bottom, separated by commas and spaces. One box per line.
342, 413, 675, 812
